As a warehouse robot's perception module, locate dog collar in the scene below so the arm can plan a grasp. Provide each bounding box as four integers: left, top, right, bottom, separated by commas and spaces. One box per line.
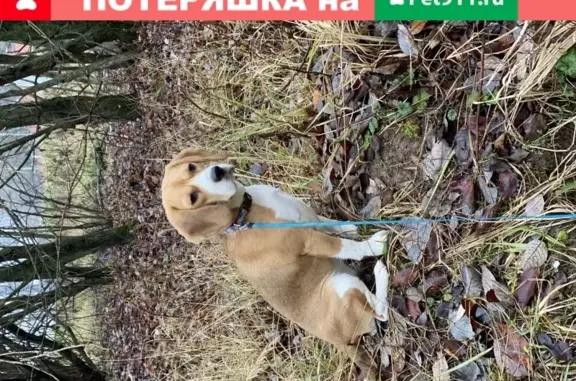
224, 192, 253, 234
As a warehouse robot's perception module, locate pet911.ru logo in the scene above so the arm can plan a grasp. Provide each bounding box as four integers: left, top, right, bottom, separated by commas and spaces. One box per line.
390, 0, 504, 5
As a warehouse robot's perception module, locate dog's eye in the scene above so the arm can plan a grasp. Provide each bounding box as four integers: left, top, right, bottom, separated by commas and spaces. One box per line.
188, 163, 196, 172
190, 191, 199, 204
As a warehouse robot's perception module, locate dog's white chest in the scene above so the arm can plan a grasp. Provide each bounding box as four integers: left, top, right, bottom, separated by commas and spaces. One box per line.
246, 185, 318, 222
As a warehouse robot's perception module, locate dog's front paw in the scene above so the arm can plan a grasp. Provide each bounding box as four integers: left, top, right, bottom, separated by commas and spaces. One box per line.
339, 224, 360, 239
366, 230, 389, 256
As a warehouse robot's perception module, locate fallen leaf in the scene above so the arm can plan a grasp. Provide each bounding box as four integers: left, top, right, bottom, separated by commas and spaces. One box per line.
540, 271, 567, 306
423, 271, 449, 295
550, 341, 573, 362
515, 268, 539, 308
520, 113, 546, 141
478, 55, 505, 72
402, 220, 433, 264
392, 347, 406, 373
397, 24, 418, 57
250, 163, 266, 176
498, 170, 518, 199
360, 196, 381, 219
494, 326, 531, 378
514, 23, 536, 80
507, 148, 530, 163
467, 115, 486, 136
537, 332, 553, 347
421, 188, 458, 217
472, 305, 490, 325
392, 295, 410, 317
410, 21, 428, 35
463, 70, 502, 94
461, 264, 483, 298
406, 299, 422, 320
374, 21, 398, 37
392, 268, 418, 287
454, 176, 475, 215
432, 353, 449, 381
453, 360, 491, 381
437, 302, 456, 320
321, 166, 333, 197
444, 340, 467, 359
472, 203, 502, 235
416, 311, 428, 326
481, 266, 514, 305
525, 194, 545, 216
448, 305, 476, 342
406, 287, 425, 303
517, 239, 548, 270
312, 89, 323, 112
477, 176, 498, 205
423, 139, 452, 180
494, 133, 508, 156
454, 130, 473, 167
485, 302, 509, 323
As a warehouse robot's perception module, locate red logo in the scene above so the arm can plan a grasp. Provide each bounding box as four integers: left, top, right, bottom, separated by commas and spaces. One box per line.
0, 0, 51, 20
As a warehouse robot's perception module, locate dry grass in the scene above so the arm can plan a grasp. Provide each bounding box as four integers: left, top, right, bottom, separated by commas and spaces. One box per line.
104, 21, 576, 381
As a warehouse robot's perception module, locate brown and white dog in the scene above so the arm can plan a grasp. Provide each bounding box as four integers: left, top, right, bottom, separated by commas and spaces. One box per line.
161, 147, 390, 380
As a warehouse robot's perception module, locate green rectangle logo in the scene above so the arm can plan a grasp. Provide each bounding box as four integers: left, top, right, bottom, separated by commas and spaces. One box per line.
375, 0, 518, 20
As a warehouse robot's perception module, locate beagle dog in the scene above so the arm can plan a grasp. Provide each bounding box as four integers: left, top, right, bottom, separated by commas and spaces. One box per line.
161, 148, 390, 380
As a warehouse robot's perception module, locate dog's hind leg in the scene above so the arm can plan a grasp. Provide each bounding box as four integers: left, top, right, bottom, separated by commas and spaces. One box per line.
373, 260, 389, 326
316, 216, 359, 238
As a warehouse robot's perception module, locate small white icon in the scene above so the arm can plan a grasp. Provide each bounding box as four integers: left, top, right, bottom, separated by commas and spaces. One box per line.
390, 0, 404, 4
16, 0, 37, 10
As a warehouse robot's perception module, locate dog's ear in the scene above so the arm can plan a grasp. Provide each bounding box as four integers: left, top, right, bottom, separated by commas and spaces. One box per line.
166, 203, 234, 244
168, 148, 229, 168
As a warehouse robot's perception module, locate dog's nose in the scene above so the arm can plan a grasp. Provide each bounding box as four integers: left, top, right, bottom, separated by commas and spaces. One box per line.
211, 166, 227, 182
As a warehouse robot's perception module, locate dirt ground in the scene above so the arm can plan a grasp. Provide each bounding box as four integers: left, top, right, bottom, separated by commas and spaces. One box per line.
102, 21, 576, 381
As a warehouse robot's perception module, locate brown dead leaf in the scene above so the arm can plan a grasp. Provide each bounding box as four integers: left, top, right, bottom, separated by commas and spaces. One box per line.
467, 115, 486, 136
423, 270, 449, 295
410, 21, 428, 35
517, 239, 548, 271
406, 299, 422, 320
525, 194, 545, 216
455, 176, 475, 215
481, 266, 514, 305
423, 139, 452, 180
494, 325, 531, 378
444, 340, 467, 359
461, 264, 483, 298
397, 24, 418, 58
432, 353, 449, 381
478, 55, 505, 72
472, 202, 502, 235
498, 171, 518, 199
520, 113, 546, 141
515, 268, 539, 308
392, 268, 418, 287
454, 130, 473, 167
392, 347, 407, 373
312, 89, 323, 112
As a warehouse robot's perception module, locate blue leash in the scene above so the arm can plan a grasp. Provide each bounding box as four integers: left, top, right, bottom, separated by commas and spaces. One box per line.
250, 212, 576, 230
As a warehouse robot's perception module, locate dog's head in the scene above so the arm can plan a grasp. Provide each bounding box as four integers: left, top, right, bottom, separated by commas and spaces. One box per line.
161, 148, 243, 244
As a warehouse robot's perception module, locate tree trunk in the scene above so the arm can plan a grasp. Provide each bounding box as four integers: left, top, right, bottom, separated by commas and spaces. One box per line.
0, 21, 136, 45
0, 94, 140, 129
0, 23, 137, 86
0, 226, 132, 280
0, 360, 105, 381
5, 324, 106, 381
0, 51, 140, 100
0, 55, 26, 65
